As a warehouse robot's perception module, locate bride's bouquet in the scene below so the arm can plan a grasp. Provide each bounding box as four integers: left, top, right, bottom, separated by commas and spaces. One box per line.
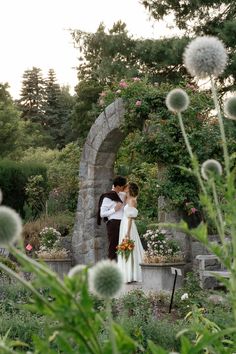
116, 238, 135, 262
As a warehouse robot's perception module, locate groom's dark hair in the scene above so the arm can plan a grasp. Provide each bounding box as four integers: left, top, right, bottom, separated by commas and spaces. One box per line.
113, 176, 127, 187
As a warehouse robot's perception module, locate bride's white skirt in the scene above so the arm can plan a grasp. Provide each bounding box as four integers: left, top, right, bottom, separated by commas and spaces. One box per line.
117, 213, 144, 283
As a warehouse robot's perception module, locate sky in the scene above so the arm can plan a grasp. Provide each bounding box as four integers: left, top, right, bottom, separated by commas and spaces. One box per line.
0, 0, 177, 99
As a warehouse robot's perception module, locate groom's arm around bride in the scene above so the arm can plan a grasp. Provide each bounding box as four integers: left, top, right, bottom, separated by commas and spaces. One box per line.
97, 176, 127, 261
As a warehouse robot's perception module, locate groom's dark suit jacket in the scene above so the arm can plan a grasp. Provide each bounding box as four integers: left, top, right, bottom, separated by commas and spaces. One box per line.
97, 191, 123, 225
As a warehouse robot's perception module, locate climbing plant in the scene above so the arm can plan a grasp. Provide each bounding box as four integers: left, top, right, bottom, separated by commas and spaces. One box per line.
100, 78, 236, 213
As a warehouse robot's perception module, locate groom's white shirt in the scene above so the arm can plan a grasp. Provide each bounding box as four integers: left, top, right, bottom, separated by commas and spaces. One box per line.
100, 191, 126, 221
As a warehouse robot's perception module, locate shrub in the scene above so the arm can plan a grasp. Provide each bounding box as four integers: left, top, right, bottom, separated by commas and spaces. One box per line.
22, 212, 74, 252
0, 160, 48, 217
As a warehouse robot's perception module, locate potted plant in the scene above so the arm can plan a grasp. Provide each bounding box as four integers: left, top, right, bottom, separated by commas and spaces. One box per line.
140, 228, 185, 291
36, 227, 72, 277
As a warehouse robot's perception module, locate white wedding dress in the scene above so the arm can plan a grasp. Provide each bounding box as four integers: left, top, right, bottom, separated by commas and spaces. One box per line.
117, 204, 144, 283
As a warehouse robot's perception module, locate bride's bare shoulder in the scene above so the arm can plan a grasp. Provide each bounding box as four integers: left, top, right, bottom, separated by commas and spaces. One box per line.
128, 197, 137, 208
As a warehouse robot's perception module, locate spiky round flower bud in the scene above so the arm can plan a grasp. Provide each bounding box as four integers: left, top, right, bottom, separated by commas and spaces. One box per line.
89, 260, 123, 299
166, 88, 190, 113
68, 264, 87, 278
201, 159, 223, 180
183, 36, 227, 79
0, 206, 22, 246
0, 189, 2, 204
224, 96, 236, 121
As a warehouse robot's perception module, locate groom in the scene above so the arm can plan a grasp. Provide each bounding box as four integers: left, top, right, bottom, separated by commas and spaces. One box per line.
97, 176, 127, 261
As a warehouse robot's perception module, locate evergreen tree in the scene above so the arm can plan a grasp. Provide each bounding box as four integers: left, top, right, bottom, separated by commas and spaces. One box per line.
18, 67, 45, 123
44, 69, 75, 148
43, 69, 62, 145
70, 80, 102, 144
0, 83, 20, 157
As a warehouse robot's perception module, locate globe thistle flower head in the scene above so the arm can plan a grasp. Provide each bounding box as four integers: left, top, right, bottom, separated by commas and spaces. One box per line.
201, 159, 223, 180
0, 206, 22, 246
224, 96, 236, 121
183, 36, 228, 79
89, 260, 123, 299
166, 88, 190, 113
68, 264, 87, 278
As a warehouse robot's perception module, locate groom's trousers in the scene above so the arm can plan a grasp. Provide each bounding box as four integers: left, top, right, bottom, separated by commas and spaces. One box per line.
106, 219, 121, 261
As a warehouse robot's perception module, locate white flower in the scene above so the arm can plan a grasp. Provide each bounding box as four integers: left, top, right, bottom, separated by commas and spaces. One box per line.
183, 36, 228, 79
89, 260, 123, 298
224, 96, 236, 121
201, 159, 223, 180
181, 293, 189, 300
0, 206, 22, 246
68, 264, 87, 278
166, 88, 190, 113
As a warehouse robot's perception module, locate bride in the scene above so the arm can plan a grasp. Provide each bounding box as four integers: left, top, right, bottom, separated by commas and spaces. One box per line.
117, 182, 144, 283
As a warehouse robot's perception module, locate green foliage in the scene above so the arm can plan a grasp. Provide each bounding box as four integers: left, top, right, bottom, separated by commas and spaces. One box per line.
25, 175, 49, 218
102, 78, 236, 212
17, 67, 75, 149
18, 67, 45, 123
141, 0, 236, 90
43, 70, 75, 148
39, 227, 61, 249
0, 250, 138, 353
71, 22, 188, 86
71, 22, 138, 84
22, 212, 74, 252
70, 22, 189, 143
0, 284, 48, 350
21, 143, 80, 212
115, 289, 182, 351
70, 80, 103, 144
0, 256, 18, 280
0, 160, 48, 217
0, 84, 21, 158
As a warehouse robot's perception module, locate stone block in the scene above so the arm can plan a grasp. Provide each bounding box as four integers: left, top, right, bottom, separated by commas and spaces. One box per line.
140, 263, 185, 292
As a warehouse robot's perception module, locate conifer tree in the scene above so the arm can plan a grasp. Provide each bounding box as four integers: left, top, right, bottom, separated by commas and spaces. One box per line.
18, 67, 45, 123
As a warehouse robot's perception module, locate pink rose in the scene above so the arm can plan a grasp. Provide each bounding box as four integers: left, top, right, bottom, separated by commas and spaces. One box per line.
26, 244, 33, 251
135, 100, 142, 107
190, 207, 197, 214
119, 80, 128, 88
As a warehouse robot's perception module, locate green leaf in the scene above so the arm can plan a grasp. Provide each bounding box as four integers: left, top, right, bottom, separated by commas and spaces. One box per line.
147, 340, 168, 353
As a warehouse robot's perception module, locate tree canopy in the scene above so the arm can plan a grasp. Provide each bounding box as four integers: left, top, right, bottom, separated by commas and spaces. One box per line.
141, 0, 236, 89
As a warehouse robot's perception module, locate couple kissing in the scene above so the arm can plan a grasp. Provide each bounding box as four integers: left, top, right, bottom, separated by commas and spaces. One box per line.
97, 176, 144, 283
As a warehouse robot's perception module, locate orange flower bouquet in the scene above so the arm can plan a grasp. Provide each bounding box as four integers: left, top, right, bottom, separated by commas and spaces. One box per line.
116, 238, 135, 262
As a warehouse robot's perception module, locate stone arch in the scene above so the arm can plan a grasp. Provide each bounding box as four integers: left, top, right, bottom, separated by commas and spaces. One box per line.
72, 98, 126, 264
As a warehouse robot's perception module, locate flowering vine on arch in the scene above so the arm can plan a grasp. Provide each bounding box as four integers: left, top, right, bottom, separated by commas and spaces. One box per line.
96, 77, 229, 218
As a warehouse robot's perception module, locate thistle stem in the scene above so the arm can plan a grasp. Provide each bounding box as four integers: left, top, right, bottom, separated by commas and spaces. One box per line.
9, 246, 102, 353
210, 179, 225, 245
0, 262, 54, 311
177, 112, 206, 195
210, 76, 230, 178
106, 300, 119, 354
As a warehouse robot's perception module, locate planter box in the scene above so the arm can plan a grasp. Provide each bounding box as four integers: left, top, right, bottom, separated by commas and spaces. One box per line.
140, 262, 185, 292
40, 259, 72, 278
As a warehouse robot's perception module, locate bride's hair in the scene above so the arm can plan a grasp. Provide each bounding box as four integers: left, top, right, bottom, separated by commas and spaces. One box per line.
128, 182, 139, 197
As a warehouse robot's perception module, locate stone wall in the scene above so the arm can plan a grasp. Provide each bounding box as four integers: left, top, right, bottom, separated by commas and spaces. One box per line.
72, 99, 126, 264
